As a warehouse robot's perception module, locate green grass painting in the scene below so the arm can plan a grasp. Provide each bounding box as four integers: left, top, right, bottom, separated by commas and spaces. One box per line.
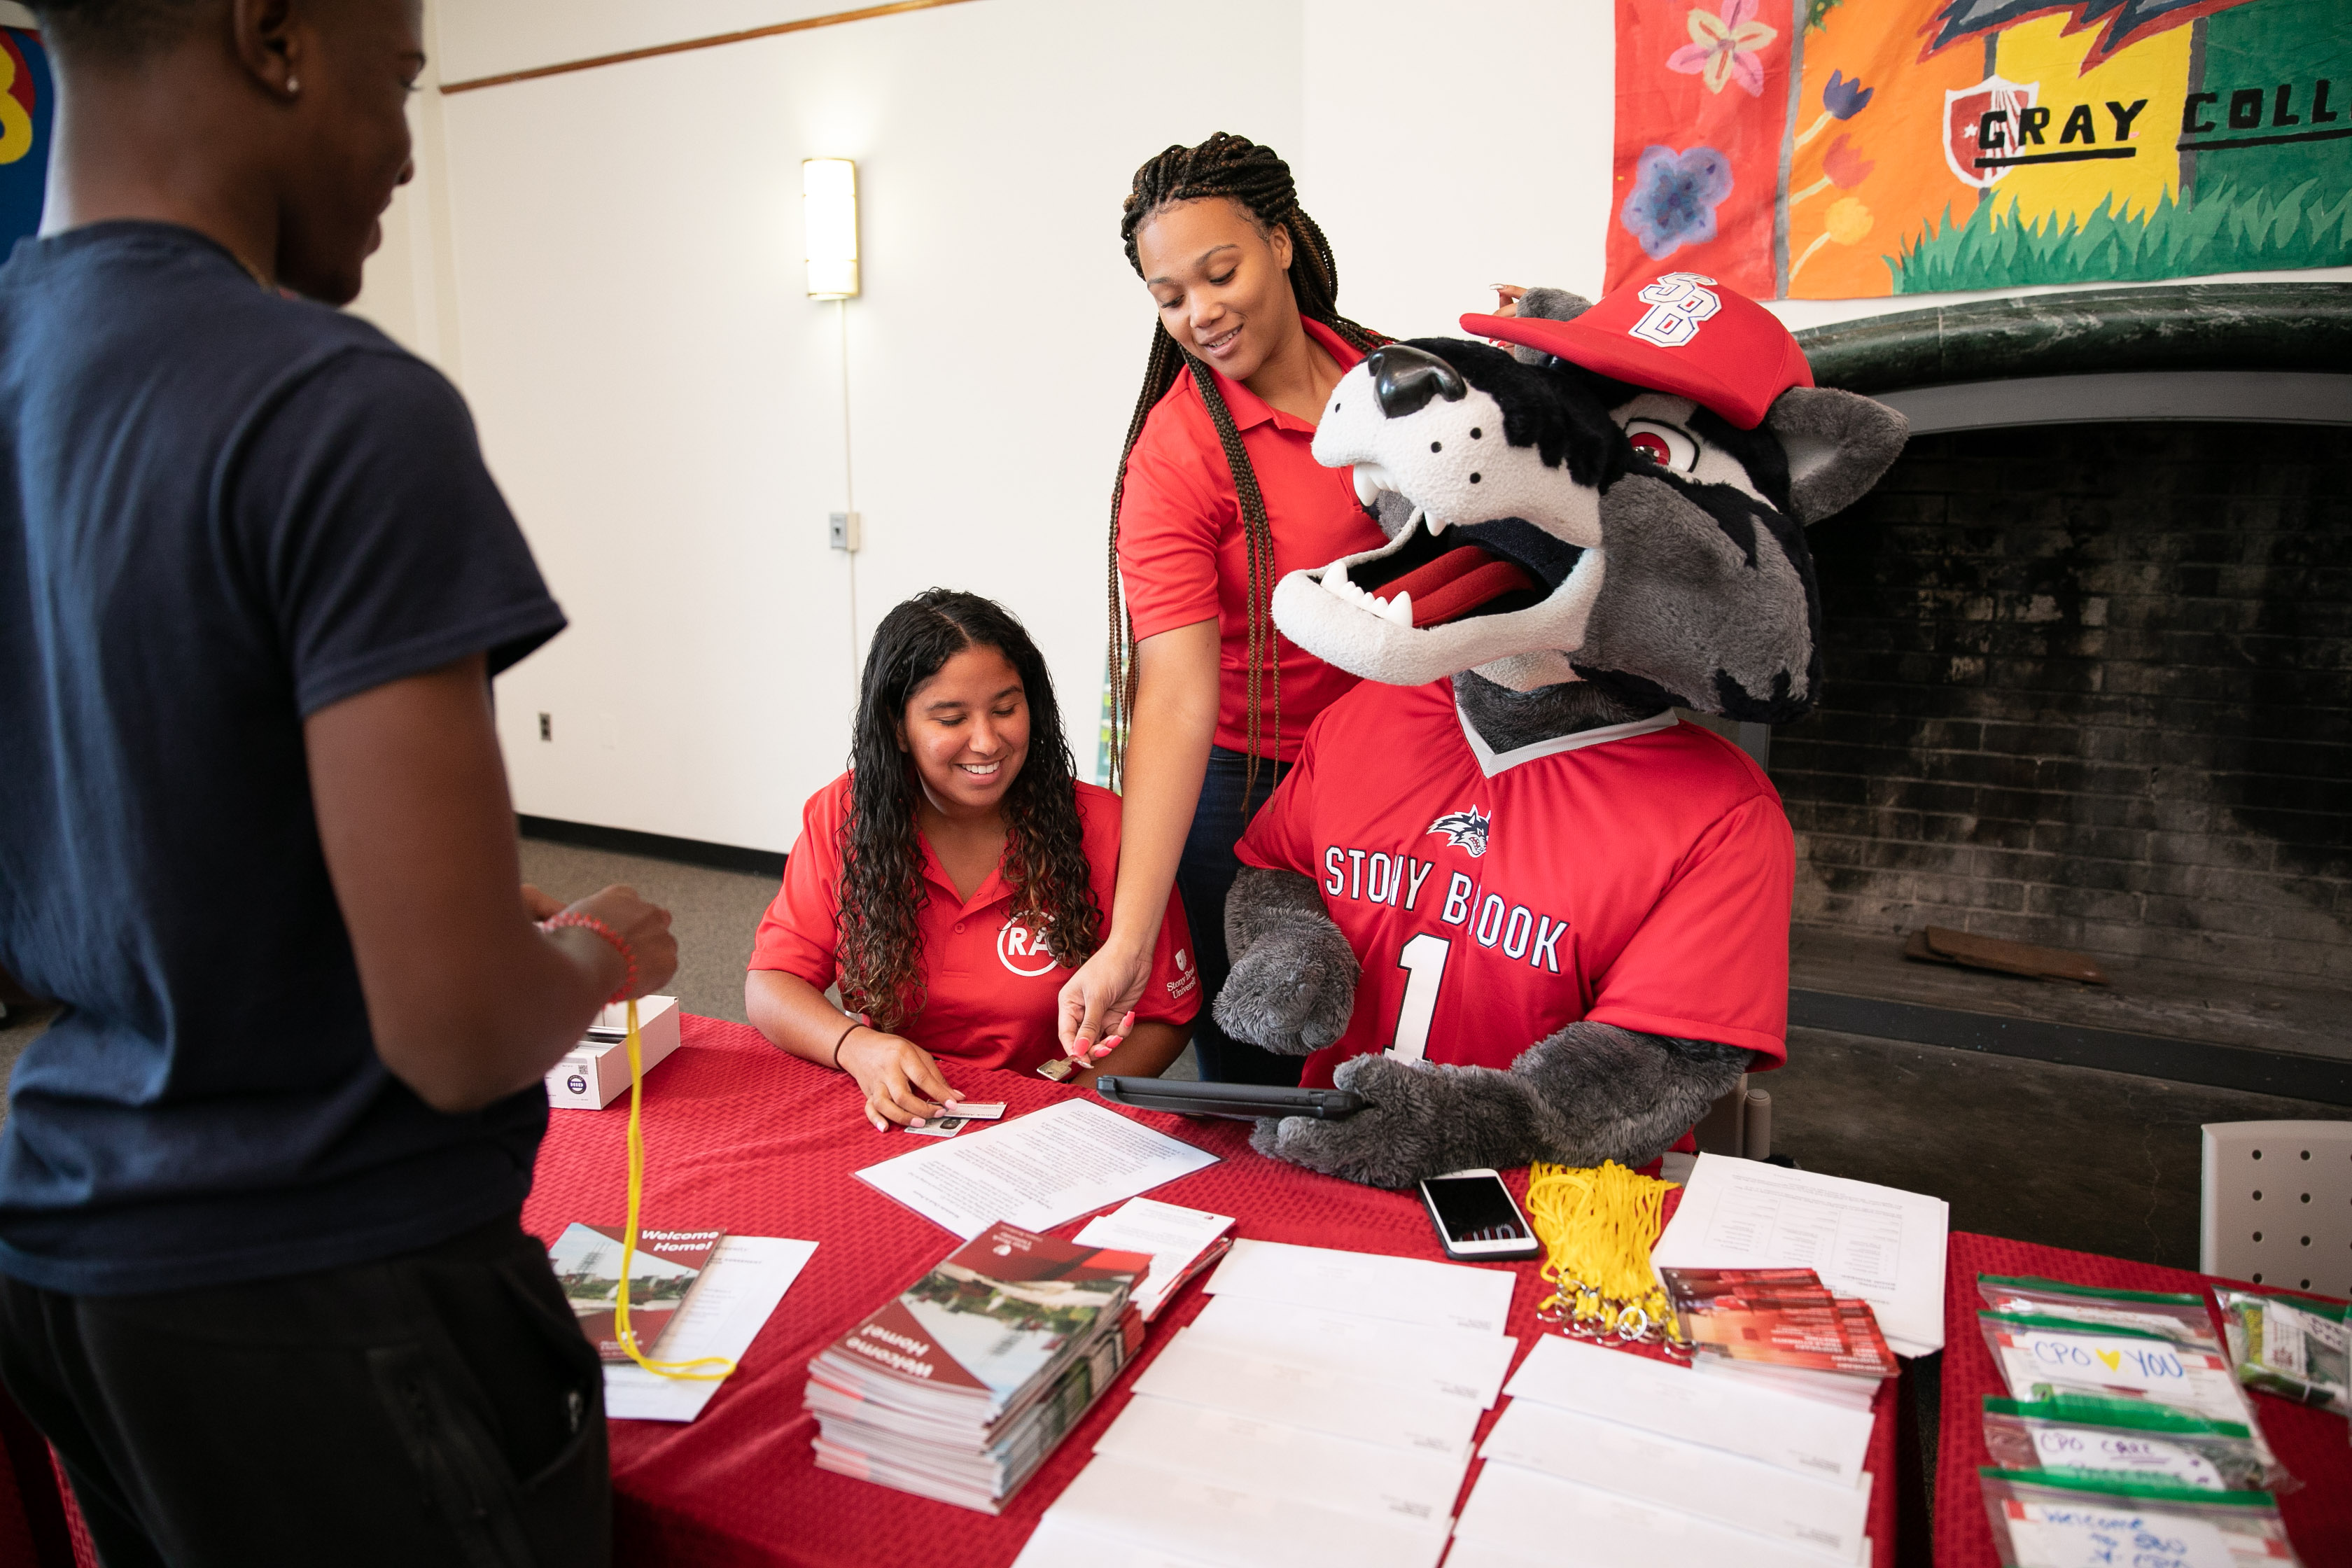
1889, 180, 2352, 293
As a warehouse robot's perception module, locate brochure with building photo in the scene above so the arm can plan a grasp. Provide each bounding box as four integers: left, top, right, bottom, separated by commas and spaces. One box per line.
550, 1222, 725, 1364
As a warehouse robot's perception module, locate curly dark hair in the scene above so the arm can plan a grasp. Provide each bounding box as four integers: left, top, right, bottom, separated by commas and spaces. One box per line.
836, 589, 1101, 1033
1106, 132, 1389, 806
27, 0, 209, 58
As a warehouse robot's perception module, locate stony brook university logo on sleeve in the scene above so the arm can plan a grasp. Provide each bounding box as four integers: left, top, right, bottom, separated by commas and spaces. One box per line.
1167, 947, 1198, 1000
1426, 806, 1492, 858
996, 919, 1060, 977
1628, 272, 1722, 348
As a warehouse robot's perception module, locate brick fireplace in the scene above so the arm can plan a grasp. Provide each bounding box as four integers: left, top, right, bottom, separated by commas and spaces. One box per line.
1771, 420, 2350, 989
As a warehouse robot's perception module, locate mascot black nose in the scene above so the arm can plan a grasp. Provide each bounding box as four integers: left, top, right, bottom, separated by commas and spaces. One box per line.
1368, 344, 1467, 419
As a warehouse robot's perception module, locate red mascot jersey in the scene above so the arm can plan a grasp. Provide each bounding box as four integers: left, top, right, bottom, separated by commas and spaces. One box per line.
1235, 680, 1793, 1088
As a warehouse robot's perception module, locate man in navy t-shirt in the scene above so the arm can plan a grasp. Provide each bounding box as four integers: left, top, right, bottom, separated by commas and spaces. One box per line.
0, 3, 678, 1562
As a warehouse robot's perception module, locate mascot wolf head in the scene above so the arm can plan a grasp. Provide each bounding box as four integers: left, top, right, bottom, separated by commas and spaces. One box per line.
1272, 274, 1907, 721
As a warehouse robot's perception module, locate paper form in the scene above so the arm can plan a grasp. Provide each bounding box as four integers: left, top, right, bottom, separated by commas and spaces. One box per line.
1073, 1198, 1233, 1319
855, 1098, 1217, 1240
1185, 1294, 1518, 1408
1200, 1238, 1516, 1334
1092, 1393, 1468, 1531
1010, 1515, 1226, 1568
1035, 1451, 1451, 1568
603, 1236, 817, 1422
1650, 1153, 1949, 1356
1130, 1331, 1483, 1461
1453, 1461, 1868, 1568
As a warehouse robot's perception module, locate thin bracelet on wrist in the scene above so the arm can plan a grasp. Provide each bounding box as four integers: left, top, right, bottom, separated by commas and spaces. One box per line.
832, 1019, 866, 1070
540, 913, 637, 1004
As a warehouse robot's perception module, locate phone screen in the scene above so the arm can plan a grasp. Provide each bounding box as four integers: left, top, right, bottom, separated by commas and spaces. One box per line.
1424, 1175, 1529, 1243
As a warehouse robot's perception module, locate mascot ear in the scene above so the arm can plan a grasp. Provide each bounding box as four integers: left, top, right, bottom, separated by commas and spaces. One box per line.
1506, 288, 1592, 365
1765, 386, 1910, 525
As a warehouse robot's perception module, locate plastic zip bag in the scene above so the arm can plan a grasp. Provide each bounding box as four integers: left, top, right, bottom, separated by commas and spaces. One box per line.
1982, 1394, 2290, 1492
2214, 1287, 2349, 1416
1978, 1273, 2221, 1350
1978, 1468, 2300, 1568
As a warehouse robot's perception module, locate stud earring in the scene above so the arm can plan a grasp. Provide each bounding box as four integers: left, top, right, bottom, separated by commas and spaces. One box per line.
286, 76, 300, 95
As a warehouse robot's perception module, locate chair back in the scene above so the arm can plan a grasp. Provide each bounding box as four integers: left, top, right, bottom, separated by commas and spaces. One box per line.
2198, 1119, 2352, 1296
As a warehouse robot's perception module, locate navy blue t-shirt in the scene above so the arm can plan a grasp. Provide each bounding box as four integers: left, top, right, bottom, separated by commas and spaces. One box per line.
0, 223, 568, 1294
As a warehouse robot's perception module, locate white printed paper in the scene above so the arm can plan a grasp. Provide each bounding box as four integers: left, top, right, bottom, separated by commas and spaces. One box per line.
1132, 1331, 1483, 1461
1037, 1451, 1450, 1568
1093, 1393, 1467, 1530
2027, 1427, 2225, 1491
1480, 1394, 1872, 1562
1201, 1238, 1516, 1334
1453, 1459, 1863, 1568
1186, 1294, 1519, 1408
2003, 1502, 2236, 1568
1074, 1198, 1235, 1319
603, 1236, 817, 1422
1651, 1153, 1949, 1356
855, 1098, 1217, 1240
1011, 1515, 1228, 1568
1502, 1333, 1875, 1486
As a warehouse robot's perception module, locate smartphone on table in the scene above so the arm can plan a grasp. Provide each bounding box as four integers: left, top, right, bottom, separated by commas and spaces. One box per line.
1419, 1168, 1541, 1261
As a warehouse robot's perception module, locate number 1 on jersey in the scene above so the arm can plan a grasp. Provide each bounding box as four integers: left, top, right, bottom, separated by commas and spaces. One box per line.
1388, 933, 1451, 1063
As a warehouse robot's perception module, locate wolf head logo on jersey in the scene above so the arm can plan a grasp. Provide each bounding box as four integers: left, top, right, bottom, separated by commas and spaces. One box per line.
1275, 277, 1908, 722
1426, 807, 1491, 858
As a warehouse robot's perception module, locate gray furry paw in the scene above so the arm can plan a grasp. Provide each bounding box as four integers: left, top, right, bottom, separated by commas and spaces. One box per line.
1252, 1055, 1449, 1190
1212, 909, 1359, 1057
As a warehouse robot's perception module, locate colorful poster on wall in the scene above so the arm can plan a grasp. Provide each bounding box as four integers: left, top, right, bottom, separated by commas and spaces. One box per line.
0, 27, 50, 255
1609, 0, 2351, 299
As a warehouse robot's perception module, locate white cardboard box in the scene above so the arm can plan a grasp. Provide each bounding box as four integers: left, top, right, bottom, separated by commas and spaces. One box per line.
545, 995, 680, 1109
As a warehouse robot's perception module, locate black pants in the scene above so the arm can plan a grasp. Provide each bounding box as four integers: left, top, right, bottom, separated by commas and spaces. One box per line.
1177, 745, 1304, 1086
0, 1212, 610, 1568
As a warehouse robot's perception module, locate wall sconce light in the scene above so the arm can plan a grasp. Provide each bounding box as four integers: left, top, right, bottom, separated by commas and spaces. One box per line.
803, 158, 859, 299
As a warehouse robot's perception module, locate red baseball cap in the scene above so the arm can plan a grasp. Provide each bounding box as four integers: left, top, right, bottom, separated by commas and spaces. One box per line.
1460, 272, 1812, 430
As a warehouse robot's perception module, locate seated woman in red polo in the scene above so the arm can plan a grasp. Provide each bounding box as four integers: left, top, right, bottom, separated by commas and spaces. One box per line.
748, 589, 1197, 1129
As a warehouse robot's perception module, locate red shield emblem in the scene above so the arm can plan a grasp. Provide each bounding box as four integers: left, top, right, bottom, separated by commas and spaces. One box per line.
1944, 76, 2038, 189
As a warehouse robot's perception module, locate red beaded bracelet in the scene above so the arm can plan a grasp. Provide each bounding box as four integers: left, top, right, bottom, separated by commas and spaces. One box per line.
542, 912, 637, 1004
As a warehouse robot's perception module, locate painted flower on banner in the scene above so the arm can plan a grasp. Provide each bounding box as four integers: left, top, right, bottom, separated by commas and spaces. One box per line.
1667, 0, 1779, 97
1822, 69, 1873, 120
1620, 144, 1735, 261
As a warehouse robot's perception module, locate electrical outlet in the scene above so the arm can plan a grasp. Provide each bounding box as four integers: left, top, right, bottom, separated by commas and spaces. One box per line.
829, 510, 862, 552
538, 712, 552, 741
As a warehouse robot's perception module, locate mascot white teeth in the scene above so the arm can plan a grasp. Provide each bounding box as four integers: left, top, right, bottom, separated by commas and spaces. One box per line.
1214, 274, 1910, 1191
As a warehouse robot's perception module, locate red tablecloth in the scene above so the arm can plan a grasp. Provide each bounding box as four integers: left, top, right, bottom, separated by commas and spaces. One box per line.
515, 1016, 1905, 1567
1936, 1232, 2352, 1567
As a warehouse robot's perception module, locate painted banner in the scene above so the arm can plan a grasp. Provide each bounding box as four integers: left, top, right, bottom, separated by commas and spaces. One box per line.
1609, 0, 2351, 298
0, 27, 49, 256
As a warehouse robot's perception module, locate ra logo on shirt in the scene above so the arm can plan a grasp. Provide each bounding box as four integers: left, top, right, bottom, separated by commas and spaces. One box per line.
997, 919, 1060, 978
1426, 806, 1492, 859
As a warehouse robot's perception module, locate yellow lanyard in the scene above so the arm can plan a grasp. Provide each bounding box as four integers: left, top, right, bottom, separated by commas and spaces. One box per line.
610, 997, 738, 1381
1525, 1160, 1681, 1347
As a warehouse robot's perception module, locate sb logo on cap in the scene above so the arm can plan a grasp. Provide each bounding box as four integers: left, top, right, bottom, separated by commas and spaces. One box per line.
1628, 272, 1722, 349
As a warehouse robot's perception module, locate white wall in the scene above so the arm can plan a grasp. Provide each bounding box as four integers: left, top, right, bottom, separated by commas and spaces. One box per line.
350, 0, 2348, 852
362, 0, 1301, 852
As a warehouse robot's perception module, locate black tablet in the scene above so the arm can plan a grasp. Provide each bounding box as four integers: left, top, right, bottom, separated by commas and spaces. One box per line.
1091, 1077, 1366, 1121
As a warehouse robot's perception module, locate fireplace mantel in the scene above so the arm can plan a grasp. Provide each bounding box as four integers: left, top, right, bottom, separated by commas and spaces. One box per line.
1795, 282, 2352, 433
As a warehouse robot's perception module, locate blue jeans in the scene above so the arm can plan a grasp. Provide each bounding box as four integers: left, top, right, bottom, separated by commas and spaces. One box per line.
1176, 746, 1303, 1086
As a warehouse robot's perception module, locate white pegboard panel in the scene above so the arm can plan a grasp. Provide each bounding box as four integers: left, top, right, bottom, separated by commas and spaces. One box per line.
2199, 1121, 2352, 1298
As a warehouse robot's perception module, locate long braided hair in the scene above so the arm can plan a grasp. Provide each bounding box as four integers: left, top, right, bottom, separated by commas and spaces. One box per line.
836, 590, 1102, 1034
1107, 133, 1387, 804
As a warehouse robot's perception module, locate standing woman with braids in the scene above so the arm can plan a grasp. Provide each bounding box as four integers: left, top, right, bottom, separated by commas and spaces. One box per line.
748, 590, 1197, 1130
1056, 134, 1388, 1085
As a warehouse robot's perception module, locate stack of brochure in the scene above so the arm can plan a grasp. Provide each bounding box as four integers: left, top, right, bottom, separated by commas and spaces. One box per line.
1071, 1198, 1236, 1322
1013, 1240, 1519, 1568
1663, 1265, 1899, 1408
1451, 1334, 1879, 1568
805, 1222, 1149, 1513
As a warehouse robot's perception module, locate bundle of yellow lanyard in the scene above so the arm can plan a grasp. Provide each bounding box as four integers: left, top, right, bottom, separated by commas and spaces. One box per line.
1525, 1160, 1684, 1350
609, 998, 737, 1381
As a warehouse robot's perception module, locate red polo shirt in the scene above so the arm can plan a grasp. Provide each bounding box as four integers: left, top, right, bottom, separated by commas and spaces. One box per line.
1236, 680, 1793, 1089
1116, 317, 1389, 761
749, 774, 1199, 1073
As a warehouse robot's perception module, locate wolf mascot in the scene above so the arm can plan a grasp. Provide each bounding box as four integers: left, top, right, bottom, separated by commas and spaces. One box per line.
1214, 275, 1908, 1190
